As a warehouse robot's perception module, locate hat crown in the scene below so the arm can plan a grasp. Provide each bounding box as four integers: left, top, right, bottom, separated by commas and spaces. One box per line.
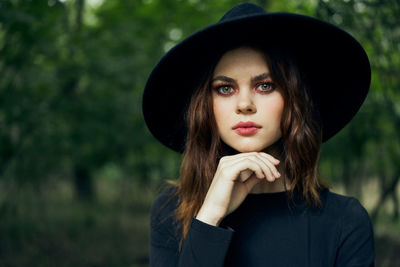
143, 3, 370, 152
219, 3, 266, 22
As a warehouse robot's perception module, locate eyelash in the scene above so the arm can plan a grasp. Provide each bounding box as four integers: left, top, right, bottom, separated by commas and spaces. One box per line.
256, 82, 276, 93
214, 81, 276, 95
215, 85, 235, 95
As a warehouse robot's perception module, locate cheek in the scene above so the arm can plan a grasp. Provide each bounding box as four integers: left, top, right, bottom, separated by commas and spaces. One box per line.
259, 95, 284, 123
271, 101, 284, 122
273, 93, 285, 120
212, 99, 229, 126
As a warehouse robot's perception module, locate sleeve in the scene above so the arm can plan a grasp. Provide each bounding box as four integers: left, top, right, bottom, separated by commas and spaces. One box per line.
335, 198, 375, 267
149, 189, 234, 267
150, 218, 179, 267
179, 218, 234, 267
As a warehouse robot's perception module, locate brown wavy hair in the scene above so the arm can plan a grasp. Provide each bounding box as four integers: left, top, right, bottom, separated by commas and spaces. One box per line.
170, 45, 327, 245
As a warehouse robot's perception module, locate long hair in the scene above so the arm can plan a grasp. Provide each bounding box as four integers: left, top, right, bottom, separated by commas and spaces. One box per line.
171, 45, 326, 245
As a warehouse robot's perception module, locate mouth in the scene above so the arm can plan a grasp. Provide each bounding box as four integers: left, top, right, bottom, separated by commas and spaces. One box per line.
232, 121, 261, 136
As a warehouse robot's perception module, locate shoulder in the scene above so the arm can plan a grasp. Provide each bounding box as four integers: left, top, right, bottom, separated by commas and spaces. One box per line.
150, 185, 182, 248
150, 185, 179, 225
322, 190, 370, 220
322, 190, 374, 238
150, 185, 182, 238
312, 189, 374, 238
322, 191, 375, 264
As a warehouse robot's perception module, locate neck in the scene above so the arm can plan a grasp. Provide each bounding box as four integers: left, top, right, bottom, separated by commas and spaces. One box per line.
248, 140, 288, 194
249, 175, 289, 194
250, 152, 290, 194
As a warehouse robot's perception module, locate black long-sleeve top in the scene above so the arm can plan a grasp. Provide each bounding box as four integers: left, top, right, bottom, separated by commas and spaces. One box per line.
150, 187, 375, 267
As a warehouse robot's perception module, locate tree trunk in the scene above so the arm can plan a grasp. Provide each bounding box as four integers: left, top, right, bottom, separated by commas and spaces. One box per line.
392, 187, 399, 221
371, 173, 399, 223
74, 165, 94, 201
76, 0, 84, 33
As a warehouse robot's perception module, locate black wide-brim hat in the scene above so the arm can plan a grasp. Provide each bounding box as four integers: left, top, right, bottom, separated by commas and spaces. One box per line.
143, 3, 371, 153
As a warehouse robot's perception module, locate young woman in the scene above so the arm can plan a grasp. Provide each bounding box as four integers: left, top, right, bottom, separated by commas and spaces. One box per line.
143, 3, 375, 267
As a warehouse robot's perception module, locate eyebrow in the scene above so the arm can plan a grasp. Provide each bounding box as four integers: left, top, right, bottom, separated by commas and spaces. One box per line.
251, 73, 271, 83
211, 73, 271, 83
211, 76, 235, 83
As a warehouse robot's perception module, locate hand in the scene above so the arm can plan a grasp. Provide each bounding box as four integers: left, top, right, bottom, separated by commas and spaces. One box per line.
196, 152, 280, 226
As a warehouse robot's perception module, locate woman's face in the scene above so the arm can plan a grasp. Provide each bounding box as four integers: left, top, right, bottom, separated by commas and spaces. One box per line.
212, 47, 284, 153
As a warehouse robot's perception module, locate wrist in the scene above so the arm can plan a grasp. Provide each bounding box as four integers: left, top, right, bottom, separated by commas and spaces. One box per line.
196, 206, 224, 226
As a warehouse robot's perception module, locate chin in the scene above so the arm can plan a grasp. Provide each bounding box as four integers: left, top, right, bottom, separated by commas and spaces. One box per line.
221, 137, 282, 155
229, 138, 281, 153
233, 144, 269, 153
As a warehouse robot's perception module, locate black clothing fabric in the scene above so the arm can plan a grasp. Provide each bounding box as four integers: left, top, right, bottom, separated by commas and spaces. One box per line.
150, 187, 375, 267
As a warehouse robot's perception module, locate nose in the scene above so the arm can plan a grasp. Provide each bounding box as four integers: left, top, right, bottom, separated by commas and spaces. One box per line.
236, 89, 256, 114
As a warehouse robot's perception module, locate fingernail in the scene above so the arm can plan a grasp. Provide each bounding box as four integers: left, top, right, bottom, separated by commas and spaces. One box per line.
276, 172, 281, 178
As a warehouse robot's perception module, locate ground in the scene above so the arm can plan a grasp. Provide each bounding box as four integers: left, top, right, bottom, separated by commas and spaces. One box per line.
0, 178, 398, 267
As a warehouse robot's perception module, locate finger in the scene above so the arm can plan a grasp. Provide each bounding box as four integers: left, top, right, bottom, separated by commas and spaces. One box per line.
220, 152, 269, 167
254, 153, 281, 180
251, 154, 278, 181
224, 154, 275, 182
220, 153, 280, 171
225, 158, 265, 181
217, 154, 250, 175
244, 154, 277, 181
219, 152, 265, 163
258, 152, 280, 165
217, 154, 254, 176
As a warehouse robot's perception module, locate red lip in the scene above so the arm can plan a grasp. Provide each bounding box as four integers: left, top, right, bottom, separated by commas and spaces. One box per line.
232, 121, 262, 130
232, 121, 261, 136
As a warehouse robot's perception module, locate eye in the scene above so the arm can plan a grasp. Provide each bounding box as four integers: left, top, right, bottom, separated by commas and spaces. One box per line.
216, 85, 235, 95
257, 82, 276, 92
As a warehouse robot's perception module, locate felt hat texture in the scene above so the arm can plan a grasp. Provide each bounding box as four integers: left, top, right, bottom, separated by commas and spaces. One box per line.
142, 3, 371, 152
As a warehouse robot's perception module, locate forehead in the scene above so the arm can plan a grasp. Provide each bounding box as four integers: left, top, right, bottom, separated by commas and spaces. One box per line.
213, 47, 270, 77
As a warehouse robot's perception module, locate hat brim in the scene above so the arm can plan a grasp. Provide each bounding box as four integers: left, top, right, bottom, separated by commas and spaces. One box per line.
143, 12, 370, 152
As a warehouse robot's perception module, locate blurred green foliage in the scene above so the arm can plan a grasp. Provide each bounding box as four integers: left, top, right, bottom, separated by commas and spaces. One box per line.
315, 0, 400, 221
0, 0, 399, 265
1, 0, 398, 212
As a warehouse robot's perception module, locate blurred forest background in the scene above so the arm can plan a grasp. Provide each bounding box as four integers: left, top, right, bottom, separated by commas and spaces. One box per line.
0, 0, 399, 266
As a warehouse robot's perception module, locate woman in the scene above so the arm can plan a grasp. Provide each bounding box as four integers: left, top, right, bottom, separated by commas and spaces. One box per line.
143, 3, 375, 267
